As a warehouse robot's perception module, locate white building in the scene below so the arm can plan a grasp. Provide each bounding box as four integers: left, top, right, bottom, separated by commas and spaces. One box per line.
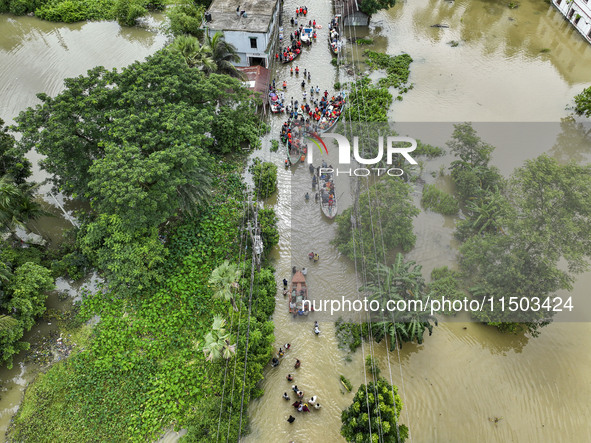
553, 0, 591, 43
205, 0, 280, 67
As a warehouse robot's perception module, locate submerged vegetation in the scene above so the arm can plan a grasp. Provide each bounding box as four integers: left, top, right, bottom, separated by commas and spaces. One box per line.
421, 184, 459, 215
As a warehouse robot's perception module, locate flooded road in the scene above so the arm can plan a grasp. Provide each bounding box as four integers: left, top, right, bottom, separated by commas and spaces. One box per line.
1, 0, 591, 440
245, 0, 591, 441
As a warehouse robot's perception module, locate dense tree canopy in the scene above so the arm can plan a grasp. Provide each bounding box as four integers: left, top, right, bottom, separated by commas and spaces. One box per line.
14, 49, 259, 219
359, 0, 397, 17
341, 377, 409, 443
334, 177, 419, 263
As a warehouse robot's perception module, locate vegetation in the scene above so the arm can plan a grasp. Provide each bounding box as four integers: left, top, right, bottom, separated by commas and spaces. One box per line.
0, 121, 56, 368
343, 77, 393, 122
429, 266, 464, 316
421, 184, 459, 215
365, 354, 381, 378
364, 51, 413, 90
8, 47, 279, 441
358, 0, 397, 17
363, 253, 438, 347
574, 86, 591, 118
341, 378, 409, 443
414, 139, 444, 158
249, 159, 278, 200
340, 374, 353, 391
164, 0, 205, 37
0, 0, 166, 24
445, 123, 591, 333
270, 139, 279, 152
334, 177, 419, 264
356, 38, 374, 45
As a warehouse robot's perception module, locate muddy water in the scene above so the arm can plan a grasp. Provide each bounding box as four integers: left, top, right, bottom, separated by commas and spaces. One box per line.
1, 0, 591, 441
0, 15, 166, 440
245, 0, 591, 441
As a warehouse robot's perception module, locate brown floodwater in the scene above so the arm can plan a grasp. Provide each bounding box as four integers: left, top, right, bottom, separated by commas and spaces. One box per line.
244, 0, 591, 442
1, 0, 591, 441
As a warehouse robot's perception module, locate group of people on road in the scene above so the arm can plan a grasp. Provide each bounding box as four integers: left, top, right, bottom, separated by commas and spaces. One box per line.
283, 352, 322, 424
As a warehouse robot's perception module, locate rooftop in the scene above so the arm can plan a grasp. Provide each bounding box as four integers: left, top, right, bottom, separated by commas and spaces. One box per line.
207, 0, 279, 33
237, 65, 270, 95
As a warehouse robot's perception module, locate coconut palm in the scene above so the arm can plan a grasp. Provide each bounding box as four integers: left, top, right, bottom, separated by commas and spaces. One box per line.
169, 35, 216, 71
0, 176, 47, 234
202, 315, 236, 362
208, 260, 242, 312
203, 32, 243, 79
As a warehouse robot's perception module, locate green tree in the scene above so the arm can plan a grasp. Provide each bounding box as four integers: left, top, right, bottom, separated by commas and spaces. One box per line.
165, 1, 205, 37
364, 253, 437, 347
334, 178, 419, 263
208, 260, 242, 312
202, 315, 236, 361
358, 0, 397, 17
204, 31, 243, 78
169, 35, 216, 71
0, 119, 31, 184
341, 377, 409, 443
574, 86, 591, 118
460, 155, 591, 332
0, 262, 54, 368
0, 176, 47, 235
250, 159, 277, 200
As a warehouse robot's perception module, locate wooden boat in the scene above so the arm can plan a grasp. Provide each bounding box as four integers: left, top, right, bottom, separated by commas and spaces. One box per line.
289, 271, 310, 315
282, 48, 302, 64
318, 170, 337, 219
317, 98, 345, 133
328, 15, 341, 55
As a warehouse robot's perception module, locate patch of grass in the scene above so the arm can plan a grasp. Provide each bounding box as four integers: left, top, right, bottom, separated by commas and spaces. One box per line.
364, 51, 413, 91
270, 139, 279, 152
421, 184, 459, 215
540, 48, 551, 53
508, 1, 519, 9
448, 40, 459, 47
356, 38, 374, 45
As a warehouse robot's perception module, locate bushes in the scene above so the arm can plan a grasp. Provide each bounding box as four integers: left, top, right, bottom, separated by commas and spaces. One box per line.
36, 0, 88, 22
250, 159, 277, 200
421, 184, 459, 215
113, 0, 146, 26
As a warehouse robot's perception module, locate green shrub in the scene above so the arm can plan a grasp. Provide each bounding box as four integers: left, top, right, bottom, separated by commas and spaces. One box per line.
114, 0, 146, 26
8, 0, 36, 15
429, 266, 464, 316
270, 139, 279, 152
414, 139, 444, 157
249, 159, 277, 200
421, 184, 459, 215
36, 0, 88, 22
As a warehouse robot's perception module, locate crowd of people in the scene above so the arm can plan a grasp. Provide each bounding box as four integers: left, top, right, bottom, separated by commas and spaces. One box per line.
274, 344, 322, 425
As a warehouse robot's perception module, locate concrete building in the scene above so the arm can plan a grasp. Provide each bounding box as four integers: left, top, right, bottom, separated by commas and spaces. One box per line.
553, 0, 591, 43
205, 0, 281, 67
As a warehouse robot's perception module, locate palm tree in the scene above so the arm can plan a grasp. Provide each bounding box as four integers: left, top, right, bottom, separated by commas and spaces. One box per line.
203, 32, 243, 79
202, 315, 236, 362
208, 260, 242, 312
169, 35, 216, 72
0, 176, 47, 235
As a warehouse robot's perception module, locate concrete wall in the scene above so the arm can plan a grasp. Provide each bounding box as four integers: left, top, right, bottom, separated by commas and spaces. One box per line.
553, 0, 591, 43
343, 12, 369, 27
